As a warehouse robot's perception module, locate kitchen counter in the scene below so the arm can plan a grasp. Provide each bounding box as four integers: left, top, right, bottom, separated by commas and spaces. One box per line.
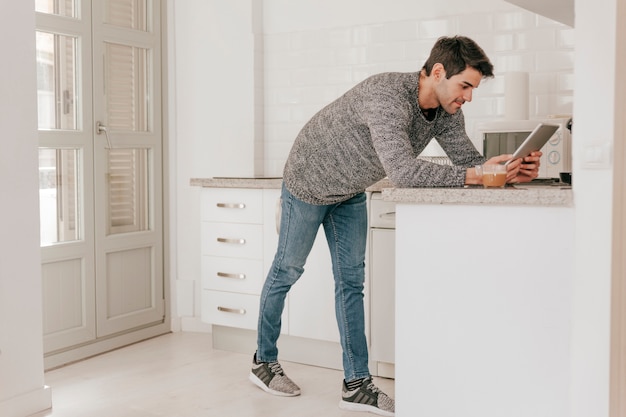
383, 183, 572, 206
392, 182, 574, 417
190, 177, 282, 189
192, 177, 573, 207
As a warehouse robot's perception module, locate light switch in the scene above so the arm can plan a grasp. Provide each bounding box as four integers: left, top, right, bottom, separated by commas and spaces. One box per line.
582, 143, 612, 169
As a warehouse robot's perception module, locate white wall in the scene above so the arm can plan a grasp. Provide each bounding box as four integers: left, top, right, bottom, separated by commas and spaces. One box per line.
263, 0, 512, 32
0, 2, 52, 417
262, 0, 575, 175
570, 0, 617, 415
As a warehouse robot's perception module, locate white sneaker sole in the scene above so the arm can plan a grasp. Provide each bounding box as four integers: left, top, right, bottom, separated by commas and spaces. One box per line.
248, 371, 301, 397
339, 399, 395, 416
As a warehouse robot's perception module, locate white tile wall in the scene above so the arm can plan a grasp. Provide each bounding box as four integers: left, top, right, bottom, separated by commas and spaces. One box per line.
263, 10, 574, 176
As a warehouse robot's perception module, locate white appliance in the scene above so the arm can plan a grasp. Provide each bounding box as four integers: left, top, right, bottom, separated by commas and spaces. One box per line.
476, 117, 572, 179
367, 191, 396, 378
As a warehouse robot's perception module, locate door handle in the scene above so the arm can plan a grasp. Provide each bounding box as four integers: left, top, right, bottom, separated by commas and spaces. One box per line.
95, 121, 113, 149
217, 306, 246, 315
216, 202, 246, 209
216, 237, 246, 245
217, 272, 246, 280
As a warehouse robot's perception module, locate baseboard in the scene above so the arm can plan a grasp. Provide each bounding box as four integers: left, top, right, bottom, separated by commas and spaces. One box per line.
0, 385, 51, 417
44, 323, 170, 371
374, 361, 395, 379
211, 325, 395, 380
179, 317, 212, 333
212, 325, 343, 371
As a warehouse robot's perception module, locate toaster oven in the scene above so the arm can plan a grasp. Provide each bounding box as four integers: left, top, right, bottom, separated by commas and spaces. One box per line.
476, 117, 572, 179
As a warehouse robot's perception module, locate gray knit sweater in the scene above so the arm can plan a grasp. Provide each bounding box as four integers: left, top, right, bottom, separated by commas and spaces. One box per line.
283, 72, 486, 205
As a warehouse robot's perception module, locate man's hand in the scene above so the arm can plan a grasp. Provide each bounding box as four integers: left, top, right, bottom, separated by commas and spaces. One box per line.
510, 151, 542, 183
466, 151, 542, 185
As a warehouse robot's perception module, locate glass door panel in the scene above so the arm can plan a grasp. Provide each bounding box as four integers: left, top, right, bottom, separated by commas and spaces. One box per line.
36, 0, 78, 18
36, 31, 78, 130
39, 148, 82, 245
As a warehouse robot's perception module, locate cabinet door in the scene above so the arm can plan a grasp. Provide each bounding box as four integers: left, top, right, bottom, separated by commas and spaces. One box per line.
202, 256, 264, 294
370, 229, 395, 363
288, 230, 340, 343
202, 290, 259, 330
201, 188, 263, 224
202, 222, 263, 259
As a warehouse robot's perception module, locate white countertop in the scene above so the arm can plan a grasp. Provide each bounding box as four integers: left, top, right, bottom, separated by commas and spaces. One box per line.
190, 177, 573, 207
383, 184, 573, 206
190, 177, 282, 189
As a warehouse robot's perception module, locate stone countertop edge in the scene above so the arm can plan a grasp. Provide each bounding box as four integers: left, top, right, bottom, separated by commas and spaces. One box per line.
382, 186, 573, 207
190, 178, 283, 189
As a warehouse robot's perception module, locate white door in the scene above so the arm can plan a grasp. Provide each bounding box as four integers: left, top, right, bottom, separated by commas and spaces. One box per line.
36, 0, 165, 356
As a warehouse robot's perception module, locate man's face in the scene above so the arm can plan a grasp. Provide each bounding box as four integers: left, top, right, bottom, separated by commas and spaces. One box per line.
435, 66, 483, 114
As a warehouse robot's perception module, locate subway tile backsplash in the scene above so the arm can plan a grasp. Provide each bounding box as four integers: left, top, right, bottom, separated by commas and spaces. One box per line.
263, 10, 574, 176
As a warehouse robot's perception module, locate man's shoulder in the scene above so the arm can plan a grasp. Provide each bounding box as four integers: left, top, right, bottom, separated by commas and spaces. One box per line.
362, 71, 418, 86
354, 72, 419, 101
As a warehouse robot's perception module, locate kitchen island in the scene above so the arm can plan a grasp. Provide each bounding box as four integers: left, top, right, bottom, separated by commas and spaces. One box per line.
384, 184, 574, 417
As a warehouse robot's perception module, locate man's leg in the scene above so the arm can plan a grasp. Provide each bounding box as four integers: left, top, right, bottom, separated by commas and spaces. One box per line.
322, 192, 369, 381
324, 192, 395, 416
251, 184, 329, 397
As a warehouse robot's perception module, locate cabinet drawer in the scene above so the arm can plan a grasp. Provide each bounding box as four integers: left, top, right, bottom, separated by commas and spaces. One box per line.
369, 194, 396, 229
202, 256, 264, 294
202, 222, 263, 259
201, 188, 263, 224
201, 290, 260, 330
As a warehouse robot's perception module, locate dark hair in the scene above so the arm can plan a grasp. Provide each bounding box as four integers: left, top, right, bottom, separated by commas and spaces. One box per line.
422, 36, 494, 79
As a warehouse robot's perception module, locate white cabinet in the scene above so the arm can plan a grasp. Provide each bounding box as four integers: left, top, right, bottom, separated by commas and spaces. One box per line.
368, 192, 396, 377
395, 203, 574, 417
200, 188, 287, 331
200, 186, 338, 343
199, 185, 406, 372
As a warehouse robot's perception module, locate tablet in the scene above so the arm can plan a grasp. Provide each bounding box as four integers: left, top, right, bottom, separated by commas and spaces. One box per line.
504, 123, 559, 165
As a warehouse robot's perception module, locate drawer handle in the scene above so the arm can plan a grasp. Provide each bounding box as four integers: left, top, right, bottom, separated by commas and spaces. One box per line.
217, 306, 246, 315
217, 237, 246, 245
216, 202, 246, 209
217, 272, 246, 280
379, 212, 396, 219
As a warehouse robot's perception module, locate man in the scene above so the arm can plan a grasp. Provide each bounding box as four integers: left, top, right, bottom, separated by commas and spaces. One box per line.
249, 35, 540, 416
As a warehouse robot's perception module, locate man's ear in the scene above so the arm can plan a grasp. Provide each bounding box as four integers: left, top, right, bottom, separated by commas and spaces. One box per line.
432, 63, 446, 80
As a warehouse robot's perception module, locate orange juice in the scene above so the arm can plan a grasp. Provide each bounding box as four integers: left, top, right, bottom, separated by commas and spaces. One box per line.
482, 172, 507, 188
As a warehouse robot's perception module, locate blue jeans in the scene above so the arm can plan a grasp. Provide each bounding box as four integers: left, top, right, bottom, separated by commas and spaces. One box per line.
256, 183, 369, 382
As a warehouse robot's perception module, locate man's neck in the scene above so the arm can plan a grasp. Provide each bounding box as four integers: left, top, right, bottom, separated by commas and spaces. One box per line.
417, 70, 439, 111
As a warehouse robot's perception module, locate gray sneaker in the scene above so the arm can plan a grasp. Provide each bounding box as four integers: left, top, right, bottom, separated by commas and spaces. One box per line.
249, 353, 301, 397
339, 377, 395, 416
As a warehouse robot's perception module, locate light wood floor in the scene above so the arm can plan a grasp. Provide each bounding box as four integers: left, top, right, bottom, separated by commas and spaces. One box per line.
32, 332, 394, 417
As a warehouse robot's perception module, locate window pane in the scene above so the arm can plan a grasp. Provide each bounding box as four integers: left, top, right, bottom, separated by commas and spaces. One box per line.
40, 148, 81, 245
35, 0, 77, 18
104, 0, 149, 32
107, 148, 150, 235
105, 42, 150, 132
36, 31, 78, 130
